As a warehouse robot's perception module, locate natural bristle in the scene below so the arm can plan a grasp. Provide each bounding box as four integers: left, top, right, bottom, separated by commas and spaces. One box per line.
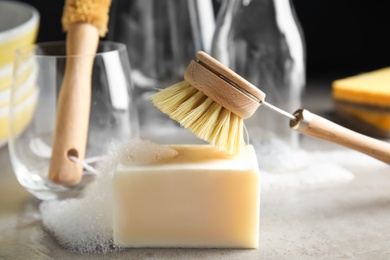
151, 81, 245, 155
62, 0, 112, 37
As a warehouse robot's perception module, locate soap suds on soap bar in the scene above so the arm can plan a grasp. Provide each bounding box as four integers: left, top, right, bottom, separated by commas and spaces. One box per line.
119, 139, 178, 165
40, 139, 178, 253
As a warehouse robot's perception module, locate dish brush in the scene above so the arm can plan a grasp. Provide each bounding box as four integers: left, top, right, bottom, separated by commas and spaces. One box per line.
152, 51, 390, 164
49, 0, 112, 185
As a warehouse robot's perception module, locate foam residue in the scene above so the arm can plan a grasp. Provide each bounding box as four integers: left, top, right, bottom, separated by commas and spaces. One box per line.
250, 131, 387, 191
261, 163, 355, 190
119, 139, 178, 165
251, 134, 311, 172
39, 139, 178, 253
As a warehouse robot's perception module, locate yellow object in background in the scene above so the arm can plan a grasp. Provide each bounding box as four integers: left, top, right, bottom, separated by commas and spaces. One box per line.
0, 28, 39, 68
0, 1, 39, 147
333, 67, 390, 107
0, 66, 12, 92
332, 67, 390, 135
0, 86, 38, 145
335, 104, 390, 132
113, 145, 260, 248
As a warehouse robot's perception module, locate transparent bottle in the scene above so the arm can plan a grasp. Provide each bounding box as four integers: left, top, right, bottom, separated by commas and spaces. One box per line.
108, 0, 215, 141
211, 0, 305, 147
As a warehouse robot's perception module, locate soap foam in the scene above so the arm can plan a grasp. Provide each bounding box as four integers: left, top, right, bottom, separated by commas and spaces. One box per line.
39, 139, 178, 253
118, 139, 178, 165
251, 134, 310, 172
250, 130, 387, 191
40, 146, 118, 253
261, 163, 355, 190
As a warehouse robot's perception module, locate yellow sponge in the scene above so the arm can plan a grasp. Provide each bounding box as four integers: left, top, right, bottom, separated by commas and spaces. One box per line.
62, 0, 112, 37
332, 67, 390, 134
332, 67, 390, 107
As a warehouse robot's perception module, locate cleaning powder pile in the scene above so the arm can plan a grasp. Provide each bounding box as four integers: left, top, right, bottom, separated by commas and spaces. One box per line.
39, 139, 178, 253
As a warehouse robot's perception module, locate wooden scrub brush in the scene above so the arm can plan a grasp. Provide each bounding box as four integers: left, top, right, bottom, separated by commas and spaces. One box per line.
49, 0, 112, 185
152, 51, 390, 164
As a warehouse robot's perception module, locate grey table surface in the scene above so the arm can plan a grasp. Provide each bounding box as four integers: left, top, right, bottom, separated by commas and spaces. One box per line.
1, 82, 390, 259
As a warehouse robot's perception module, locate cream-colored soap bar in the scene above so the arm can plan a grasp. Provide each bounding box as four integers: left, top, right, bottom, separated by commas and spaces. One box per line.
113, 145, 260, 248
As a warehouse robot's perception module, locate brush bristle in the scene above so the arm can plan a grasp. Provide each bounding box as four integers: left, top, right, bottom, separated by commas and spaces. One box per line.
62, 0, 112, 37
151, 81, 245, 155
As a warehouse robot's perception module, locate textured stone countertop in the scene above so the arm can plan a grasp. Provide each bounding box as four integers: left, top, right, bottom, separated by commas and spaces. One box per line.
1, 144, 390, 259
1, 82, 390, 259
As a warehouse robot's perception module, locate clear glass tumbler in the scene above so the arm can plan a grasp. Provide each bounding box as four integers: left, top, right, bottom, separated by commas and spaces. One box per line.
8, 41, 139, 200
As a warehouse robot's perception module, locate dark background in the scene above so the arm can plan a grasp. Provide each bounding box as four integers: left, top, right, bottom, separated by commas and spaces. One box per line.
13, 0, 390, 80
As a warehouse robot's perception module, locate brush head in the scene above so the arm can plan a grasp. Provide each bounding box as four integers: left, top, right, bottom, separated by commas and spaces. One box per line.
62, 0, 112, 37
151, 81, 244, 155
151, 52, 266, 155
185, 51, 266, 119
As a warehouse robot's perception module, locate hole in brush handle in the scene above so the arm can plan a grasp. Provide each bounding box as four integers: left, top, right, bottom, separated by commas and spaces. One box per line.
67, 148, 79, 160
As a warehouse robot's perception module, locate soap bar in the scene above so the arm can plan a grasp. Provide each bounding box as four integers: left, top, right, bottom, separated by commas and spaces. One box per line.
113, 145, 260, 248
332, 67, 390, 136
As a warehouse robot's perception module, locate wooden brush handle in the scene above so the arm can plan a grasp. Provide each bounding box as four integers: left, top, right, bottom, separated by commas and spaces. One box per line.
291, 109, 390, 164
48, 23, 99, 185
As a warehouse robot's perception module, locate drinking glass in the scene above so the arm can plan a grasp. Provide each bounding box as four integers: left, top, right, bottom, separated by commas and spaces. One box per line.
8, 41, 139, 200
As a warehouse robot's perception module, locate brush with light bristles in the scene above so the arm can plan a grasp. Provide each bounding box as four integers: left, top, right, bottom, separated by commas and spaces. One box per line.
49, 0, 112, 185
152, 51, 390, 164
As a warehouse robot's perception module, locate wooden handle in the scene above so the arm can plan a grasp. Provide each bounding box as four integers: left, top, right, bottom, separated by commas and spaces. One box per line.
291, 109, 390, 164
48, 23, 99, 185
